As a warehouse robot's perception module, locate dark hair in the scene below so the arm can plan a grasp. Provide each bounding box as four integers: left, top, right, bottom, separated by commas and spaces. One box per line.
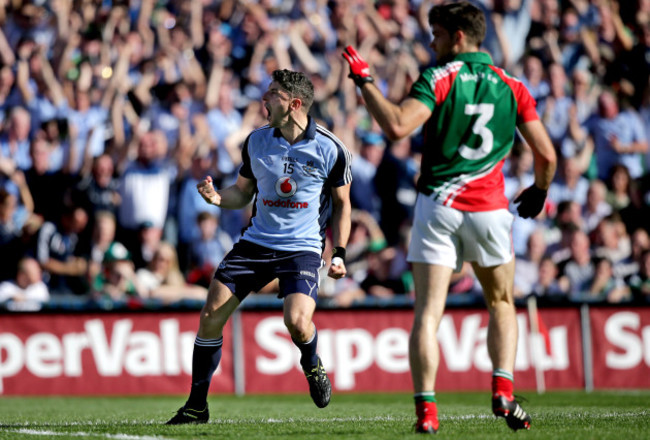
271, 69, 314, 111
606, 163, 631, 189
197, 211, 217, 223
428, 1, 486, 47
556, 200, 575, 215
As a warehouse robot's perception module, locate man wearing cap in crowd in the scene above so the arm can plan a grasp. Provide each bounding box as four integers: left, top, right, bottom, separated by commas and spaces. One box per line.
91, 241, 145, 302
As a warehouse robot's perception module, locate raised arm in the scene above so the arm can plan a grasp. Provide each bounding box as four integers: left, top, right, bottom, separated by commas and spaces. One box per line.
0, 25, 15, 66
342, 46, 431, 140
34, 47, 67, 107
359, 86, 431, 141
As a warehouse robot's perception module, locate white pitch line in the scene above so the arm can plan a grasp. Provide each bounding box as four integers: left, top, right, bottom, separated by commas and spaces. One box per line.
7, 429, 169, 440
197, 411, 649, 425
7, 410, 648, 438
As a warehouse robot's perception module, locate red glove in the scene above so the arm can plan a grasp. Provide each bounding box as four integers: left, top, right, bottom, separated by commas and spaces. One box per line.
342, 45, 374, 87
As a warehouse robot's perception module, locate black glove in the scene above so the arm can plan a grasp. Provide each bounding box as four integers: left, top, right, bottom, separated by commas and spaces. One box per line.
514, 185, 547, 219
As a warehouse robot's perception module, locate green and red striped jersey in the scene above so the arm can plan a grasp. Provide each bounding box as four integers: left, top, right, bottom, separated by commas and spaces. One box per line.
409, 52, 539, 212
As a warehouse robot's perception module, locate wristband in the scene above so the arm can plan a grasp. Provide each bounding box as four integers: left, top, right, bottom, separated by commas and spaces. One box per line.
332, 246, 346, 263
351, 74, 374, 88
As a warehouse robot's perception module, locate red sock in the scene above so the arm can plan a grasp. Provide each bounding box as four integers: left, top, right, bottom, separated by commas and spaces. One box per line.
492, 376, 514, 399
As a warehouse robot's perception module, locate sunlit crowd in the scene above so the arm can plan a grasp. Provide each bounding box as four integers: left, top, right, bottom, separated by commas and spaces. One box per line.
0, 0, 649, 311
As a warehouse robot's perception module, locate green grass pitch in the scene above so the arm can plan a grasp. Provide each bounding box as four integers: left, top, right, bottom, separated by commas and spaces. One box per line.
0, 391, 648, 439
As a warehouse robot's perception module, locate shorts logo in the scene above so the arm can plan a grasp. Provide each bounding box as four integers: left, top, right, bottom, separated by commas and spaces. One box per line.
300, 270, 316, 278
275, 176, 297, 198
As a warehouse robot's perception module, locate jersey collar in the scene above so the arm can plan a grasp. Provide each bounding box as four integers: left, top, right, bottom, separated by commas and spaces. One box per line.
273, 116, 317, 140
453, 52, 494, 65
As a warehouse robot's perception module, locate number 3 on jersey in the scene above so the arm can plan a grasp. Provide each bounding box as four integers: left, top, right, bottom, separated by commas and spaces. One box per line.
458, 103, 494, 160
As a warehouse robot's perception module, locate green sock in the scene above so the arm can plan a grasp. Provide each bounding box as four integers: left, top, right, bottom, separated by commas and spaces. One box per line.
492, 368, 514, 382
414, 391, 436, 403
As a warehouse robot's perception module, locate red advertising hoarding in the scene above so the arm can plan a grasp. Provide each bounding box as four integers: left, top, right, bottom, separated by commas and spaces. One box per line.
0, 312, 234, 395
1, 306, 646, 395
239, 308, 584, 393
590, 307, 650, 389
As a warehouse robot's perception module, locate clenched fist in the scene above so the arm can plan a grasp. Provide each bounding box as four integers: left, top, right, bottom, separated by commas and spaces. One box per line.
196, 175, 221, 206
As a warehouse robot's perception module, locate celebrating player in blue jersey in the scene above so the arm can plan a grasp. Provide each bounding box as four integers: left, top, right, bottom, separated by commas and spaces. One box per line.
166, 69, 352, 425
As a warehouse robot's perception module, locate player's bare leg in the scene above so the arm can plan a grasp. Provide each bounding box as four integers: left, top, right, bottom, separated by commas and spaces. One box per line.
283, 293, 317, 342
473, 259, 531, 431
284, 293, 331, 408
473, 260, 517, 372
198, 280, 241, 339
167, 280, 240, 425
409, 262, 453, 434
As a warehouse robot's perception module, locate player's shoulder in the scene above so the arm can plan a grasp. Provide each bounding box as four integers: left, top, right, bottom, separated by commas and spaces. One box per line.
422, 60, 465, 81
488, 64, 526, 87
414, 61, 466, 99
246, 124, 273, 142
314, 124, 348, 153
243, 124, 273, 152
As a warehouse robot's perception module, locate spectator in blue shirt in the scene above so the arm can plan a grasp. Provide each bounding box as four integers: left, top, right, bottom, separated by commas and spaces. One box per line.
0, 106, 32, 171
586, 89, 648, 180
548, 155, 590, 207
35, 204, 89, 296
117, 130, 172, 251
187, 211, 233, 287
176, 153, 221, 270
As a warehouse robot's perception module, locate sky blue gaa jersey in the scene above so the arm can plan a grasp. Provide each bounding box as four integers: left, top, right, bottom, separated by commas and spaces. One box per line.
238, 117, 352, 255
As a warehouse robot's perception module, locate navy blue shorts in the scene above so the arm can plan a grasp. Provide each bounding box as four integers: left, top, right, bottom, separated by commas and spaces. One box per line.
214, 240, 322, 301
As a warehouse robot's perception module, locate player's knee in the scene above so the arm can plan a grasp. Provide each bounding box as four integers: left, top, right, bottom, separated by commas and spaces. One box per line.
199, 306, 228, 329
284, 314, 312, 340
485, 291, 514, 310
485, 295, 515, 315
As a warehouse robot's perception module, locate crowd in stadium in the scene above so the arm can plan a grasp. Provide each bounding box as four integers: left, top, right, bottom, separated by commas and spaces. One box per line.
0, 0, 649, 311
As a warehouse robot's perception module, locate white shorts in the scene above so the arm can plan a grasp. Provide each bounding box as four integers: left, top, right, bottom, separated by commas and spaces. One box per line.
407, 194, 514, 271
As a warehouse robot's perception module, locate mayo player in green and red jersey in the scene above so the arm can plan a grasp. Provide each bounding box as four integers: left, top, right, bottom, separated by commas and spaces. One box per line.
343, 1, 556, 435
